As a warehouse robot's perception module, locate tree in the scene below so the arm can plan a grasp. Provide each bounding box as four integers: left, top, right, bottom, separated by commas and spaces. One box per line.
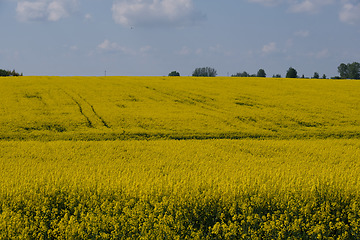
347, 62, 360, 79
192, 67, 217, 77
338, 62, 360, 79
241, 71, 249, 77
232, 71, 249, 77
338, 63, 348, 79
322, 74, 327, 79
257, 69, 266, 78
0, 69, 22, 76
168, 71, 180, 76
0, 69, 8, 76
313, 72, 319, 79
286, 67, 298, 78
272, 74, 281, 78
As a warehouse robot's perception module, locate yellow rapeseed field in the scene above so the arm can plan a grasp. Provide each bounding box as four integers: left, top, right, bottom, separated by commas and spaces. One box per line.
0, 76, 360, 239
1, 76, 360, 140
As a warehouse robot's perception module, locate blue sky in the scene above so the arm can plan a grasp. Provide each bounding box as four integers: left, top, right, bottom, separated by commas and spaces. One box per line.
1, 0, 360, 77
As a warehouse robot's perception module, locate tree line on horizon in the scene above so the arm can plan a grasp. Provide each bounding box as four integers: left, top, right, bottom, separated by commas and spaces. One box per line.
0, 69, 22, 77
169, 62, 360, 79
2, 62, 359, 79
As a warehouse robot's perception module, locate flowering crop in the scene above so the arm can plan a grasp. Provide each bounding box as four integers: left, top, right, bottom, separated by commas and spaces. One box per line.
0, 139, 360, 239
0, 76, 360, 238
0, 76, 359, 140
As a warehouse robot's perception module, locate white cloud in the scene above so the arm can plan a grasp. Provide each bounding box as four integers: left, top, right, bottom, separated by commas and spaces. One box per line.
111, 0, 204, 27
262, 42, 277, 54
249, 0, 360, 26
339, 2, 360, 24
16, 0, 77, 22
16, 1, 47, 21
289, 0, 316, 13
289, 0, 334, 13
97, 39, 128, 53
48, 1, 67, 21
249, 0, 334, 14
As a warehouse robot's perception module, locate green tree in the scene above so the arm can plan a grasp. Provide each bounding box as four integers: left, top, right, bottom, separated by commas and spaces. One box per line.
313, 72, 319, 79
0, 69, 22, 76
322, 74, 327, 79
272, 74, 281, 78
286, 67, 298, 78
168, 71, 180, 76
338, 63, 348, 79
0, 69, 8, 76
232, 71, 249, 77
337, 62, 360, 79
348, 62, 360, 79
192, 67, 217, 77
257, 69, 266, 78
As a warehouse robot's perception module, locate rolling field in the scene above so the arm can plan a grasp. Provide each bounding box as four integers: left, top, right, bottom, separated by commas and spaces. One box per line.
1, 76, 360, 239
1, 76, 360, 140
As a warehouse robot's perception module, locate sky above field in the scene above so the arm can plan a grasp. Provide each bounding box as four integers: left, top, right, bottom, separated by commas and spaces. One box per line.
1, 0, 360, 77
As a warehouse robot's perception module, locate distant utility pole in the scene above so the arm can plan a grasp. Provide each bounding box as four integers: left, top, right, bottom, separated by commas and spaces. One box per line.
105, 70, 107, 77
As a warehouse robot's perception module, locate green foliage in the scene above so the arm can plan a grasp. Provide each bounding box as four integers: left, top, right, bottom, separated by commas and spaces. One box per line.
286, 67, 298, 78
232, 71, 250, 77
192, 67, 217, 77
168, 71, 180, 76
338, 63, 348, 79
338, 62, 360, 79
0, 69, 22, 76
257, 69, 266, 78
313, 72, 319, 79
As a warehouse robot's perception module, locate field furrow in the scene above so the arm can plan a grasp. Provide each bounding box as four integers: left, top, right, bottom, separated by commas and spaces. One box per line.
61, 88, 112, 130
61, 89, 94, 128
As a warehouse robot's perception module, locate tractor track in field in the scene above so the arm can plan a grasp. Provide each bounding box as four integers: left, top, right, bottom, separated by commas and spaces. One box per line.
60, 89, 110, 129
61, 90, 94, 128
75, 94, 110, 128
144, 86, 231, 116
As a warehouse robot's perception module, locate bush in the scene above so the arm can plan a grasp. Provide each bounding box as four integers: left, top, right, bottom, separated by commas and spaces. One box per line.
168, 71, 180, 76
